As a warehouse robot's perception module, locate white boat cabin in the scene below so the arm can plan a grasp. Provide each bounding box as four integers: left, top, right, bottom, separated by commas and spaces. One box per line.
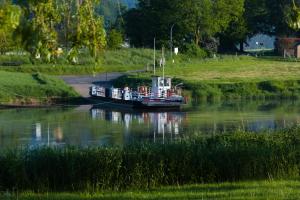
151, 76, 171, 98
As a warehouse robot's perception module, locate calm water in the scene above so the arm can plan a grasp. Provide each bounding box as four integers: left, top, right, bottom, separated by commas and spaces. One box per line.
0, 100, 300, 149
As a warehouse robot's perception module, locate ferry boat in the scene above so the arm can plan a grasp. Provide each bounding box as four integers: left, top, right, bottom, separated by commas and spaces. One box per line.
90, 76, 186, 110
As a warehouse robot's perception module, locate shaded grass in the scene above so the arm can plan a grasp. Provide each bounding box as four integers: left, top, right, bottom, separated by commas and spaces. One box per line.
0, 71, 79, 104
1, 127, 300, 192
2, 180, 300, 200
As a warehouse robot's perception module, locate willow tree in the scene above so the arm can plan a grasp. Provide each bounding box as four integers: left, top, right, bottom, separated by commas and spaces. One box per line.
0, 2, 21, 54
68, 0, 106, 63
26, 0, 61, 62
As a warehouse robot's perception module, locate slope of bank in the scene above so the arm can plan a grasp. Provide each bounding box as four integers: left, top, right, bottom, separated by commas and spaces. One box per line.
0, 71, 80, 105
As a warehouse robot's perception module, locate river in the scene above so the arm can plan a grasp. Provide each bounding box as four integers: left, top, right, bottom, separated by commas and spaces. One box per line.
0, 100, 299, 149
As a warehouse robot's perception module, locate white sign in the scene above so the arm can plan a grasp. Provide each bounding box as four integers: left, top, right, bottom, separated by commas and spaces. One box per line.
174, 47, 179, 55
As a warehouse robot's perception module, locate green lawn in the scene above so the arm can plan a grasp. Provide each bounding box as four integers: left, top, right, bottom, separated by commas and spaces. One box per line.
147, 55, 300, 83
0, 71, 79, 104
3, 180, 300, 200
3, 49, 300, 83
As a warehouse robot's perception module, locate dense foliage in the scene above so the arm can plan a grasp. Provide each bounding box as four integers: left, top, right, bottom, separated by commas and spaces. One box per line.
1, 0, 107, 63
1, 127, 300, 191
123, 0, 300, 52
0, 1, 21, 54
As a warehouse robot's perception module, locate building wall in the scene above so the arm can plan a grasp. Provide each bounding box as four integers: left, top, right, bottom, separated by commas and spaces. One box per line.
276, 38, 300, 57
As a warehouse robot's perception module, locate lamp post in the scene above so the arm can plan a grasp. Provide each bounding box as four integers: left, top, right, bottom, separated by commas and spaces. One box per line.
170, 24, 175, 60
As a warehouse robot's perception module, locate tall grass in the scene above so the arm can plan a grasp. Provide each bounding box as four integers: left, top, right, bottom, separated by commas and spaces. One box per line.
1, 127, 300, 192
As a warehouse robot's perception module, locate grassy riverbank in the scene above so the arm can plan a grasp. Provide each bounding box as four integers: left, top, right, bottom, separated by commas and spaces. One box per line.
1, 127, 300, 192
114, 75, 300, 101
3, 180, 300, 200
0, 71, 79, 104
2, 49, 300, 101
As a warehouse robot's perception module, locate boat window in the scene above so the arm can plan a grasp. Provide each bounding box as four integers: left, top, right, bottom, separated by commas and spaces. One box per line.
159, 79, 164, 87
164, 79, 170, 87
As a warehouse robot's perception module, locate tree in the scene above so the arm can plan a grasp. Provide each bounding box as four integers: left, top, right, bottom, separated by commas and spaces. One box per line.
0, 1, 21, 54
68, 0, 106, 62
107, 29, 123, 49
286, 0, 300, 31
124, 0, 245, 50
24, 0, 61, 62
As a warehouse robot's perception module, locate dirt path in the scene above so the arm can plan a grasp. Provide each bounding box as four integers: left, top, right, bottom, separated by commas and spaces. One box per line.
60, 70, 144, 97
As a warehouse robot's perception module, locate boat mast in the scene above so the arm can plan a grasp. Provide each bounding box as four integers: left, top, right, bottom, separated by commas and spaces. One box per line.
162, 47, 165, 89
153, 37, 156, 75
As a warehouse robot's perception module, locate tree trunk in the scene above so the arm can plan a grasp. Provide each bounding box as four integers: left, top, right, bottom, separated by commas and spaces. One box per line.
194, 28, 201, 46
239, 41, 244, 52
76, 0, 80, 43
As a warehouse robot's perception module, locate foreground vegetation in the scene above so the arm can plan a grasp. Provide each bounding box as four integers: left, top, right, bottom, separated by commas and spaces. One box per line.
0, 71, 79, 104
2, 180, 300, 200
1, 127, 300, 192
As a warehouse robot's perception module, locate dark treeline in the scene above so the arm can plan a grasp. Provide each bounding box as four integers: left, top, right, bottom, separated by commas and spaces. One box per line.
2, 0, 300, 62
1, 127, 300, 191
124, 0, 300, 53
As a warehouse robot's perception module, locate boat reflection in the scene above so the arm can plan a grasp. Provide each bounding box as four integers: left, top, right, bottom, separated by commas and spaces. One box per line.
91, 107, 187, 142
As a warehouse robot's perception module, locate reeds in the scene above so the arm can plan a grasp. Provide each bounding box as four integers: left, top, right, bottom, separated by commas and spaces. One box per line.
1, 127, 300, 192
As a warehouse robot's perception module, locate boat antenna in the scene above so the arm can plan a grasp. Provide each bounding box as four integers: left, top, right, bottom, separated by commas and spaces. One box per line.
153, 37, 156, 75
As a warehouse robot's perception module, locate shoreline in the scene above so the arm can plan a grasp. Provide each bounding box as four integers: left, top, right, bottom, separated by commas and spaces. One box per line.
0, 97, 92, 109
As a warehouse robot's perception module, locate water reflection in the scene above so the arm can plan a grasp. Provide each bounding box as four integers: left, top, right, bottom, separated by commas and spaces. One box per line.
91, 108, 186, 142
0, 101, 299, 149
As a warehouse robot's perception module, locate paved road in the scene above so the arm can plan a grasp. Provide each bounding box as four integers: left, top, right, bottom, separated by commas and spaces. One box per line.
60, 70, 145, 97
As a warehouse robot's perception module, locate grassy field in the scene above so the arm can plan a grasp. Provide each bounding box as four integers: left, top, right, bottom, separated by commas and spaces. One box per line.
159, 55, 300, 83
2, 49, 300, 82
0, 49, 153, 75
0, 71, 79, 104
2, 180, 300, 200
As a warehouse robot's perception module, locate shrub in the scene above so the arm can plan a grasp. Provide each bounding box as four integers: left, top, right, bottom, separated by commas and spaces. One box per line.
184, 43, 208, 58
107, 29, 124, 50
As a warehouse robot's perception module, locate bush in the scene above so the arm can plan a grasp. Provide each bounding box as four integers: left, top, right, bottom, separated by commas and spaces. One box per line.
107, 29, 124, 50
184, 43, 208, 58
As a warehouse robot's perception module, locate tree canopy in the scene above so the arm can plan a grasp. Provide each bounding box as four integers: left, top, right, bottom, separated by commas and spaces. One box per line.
123, 0, 300, 52
0, 1, 21, 53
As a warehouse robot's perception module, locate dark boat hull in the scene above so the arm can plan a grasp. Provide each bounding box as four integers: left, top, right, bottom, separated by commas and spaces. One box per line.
90, 96, 182, 110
